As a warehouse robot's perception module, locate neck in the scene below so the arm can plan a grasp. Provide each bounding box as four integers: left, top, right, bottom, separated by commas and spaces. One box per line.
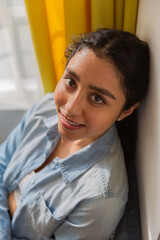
59, 136, 94, 155
59, 138, 81, 155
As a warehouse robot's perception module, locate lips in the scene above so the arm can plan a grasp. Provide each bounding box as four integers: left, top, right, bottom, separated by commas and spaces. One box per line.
60, 112, 85, 130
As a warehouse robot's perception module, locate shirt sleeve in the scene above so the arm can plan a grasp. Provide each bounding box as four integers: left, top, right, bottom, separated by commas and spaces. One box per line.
0, 106, 35, 240
54, 197, 126, 240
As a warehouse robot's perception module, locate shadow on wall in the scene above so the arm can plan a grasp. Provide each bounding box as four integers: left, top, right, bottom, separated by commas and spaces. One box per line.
0, 110, 25, 143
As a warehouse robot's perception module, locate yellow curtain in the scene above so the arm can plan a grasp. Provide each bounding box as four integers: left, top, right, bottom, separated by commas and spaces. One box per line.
24, 0, 139, 93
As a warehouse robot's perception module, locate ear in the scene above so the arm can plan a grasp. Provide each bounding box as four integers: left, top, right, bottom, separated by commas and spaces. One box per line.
117, 102, 140, 121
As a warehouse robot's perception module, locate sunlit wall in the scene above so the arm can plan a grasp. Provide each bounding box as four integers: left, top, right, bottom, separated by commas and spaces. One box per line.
136, 0, 160, 239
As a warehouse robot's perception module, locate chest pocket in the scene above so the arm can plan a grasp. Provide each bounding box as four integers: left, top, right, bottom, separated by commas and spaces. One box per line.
12, 193, 63, 240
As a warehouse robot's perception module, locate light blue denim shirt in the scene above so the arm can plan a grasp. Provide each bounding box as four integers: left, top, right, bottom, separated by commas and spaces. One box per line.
0, 93, 128, 240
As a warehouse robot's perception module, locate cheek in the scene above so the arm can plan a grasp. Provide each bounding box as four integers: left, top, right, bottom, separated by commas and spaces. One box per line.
86, 112, 106, 128
86, 109, 118, 130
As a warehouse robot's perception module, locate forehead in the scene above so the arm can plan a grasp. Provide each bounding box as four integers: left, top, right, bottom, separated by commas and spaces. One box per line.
67, 49, 123, 90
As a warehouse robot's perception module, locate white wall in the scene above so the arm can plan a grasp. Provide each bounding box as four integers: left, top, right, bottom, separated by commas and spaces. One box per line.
136, 0, 160, 239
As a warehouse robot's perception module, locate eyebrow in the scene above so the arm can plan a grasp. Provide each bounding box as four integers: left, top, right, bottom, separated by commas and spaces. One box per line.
66, 67, 80, 81
66, 67, 116, 100
89, 85, 117, 100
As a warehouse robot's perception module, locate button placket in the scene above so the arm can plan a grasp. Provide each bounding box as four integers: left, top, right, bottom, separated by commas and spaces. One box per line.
51, 162, 55, 169
51, 157, 60, 170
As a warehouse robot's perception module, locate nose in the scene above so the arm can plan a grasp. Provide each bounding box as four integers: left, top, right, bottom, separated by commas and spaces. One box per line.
65, 92, 84, 116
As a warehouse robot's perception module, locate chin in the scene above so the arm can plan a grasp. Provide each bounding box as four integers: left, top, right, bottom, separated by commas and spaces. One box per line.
58, 125, 82, 142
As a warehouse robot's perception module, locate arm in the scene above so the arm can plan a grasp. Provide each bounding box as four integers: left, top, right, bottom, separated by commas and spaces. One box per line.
0, 108, 34, 240
54, 197, 126, 240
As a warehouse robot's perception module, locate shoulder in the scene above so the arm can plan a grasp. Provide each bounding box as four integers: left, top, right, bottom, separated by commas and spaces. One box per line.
78, 131, 128, 203
102, 132, 128, 202
31, 92, 56, 116
21, 92, 57, 127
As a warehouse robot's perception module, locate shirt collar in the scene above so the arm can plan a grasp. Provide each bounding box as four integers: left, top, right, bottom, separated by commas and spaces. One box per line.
43, 115, 117, 185
60, 125, 117, 184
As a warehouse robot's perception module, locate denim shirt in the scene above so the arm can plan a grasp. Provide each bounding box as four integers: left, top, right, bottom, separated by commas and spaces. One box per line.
0, 93, 128, 240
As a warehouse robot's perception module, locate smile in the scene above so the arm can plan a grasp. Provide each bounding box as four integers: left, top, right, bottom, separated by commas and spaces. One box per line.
63, 117, 81, 126
60, 112, 85, 130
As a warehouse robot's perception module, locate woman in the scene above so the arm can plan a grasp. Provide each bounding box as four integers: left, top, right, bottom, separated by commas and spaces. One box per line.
0, 29, 150, 240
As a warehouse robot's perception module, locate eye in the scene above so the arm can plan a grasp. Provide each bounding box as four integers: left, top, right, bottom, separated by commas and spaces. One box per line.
91, 94, 105, 104
65, 77, 76, 88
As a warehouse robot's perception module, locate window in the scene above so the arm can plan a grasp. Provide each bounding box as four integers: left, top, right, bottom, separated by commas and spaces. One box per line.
0, 0, 44, 109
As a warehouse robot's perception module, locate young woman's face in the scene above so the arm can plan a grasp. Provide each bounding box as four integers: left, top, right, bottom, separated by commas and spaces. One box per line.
54, 49, 126, 145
